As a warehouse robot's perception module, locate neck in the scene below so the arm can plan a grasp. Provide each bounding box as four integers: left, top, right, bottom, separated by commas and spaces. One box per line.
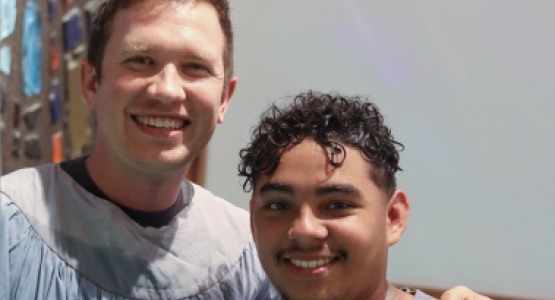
85, 151, 189, 211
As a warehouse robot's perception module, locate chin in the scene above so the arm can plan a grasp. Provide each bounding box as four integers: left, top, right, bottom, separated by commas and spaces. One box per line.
128, 150, 191, 174
279, 291, 340, 300
155, 154, 191, 171
275, 283, 344, 300
159, 150, 190, 165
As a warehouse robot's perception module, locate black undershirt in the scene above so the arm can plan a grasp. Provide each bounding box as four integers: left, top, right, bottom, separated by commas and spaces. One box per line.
60, 157, 182, 228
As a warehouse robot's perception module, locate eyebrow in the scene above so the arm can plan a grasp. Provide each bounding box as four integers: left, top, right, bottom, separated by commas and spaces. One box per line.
188, 50, 214, 61
123, 43, 151, 53
258, 183, 362, 198
120, 45, 216, 64
259, 183, 294, 195
315, 184, 361, 197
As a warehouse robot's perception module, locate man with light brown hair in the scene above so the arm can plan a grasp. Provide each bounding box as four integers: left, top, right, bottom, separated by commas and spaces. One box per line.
1, 1, 274, 299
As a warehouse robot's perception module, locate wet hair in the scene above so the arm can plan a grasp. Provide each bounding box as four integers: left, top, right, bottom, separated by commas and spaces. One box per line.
87, 0, 233, 85
238, 91, 404, 195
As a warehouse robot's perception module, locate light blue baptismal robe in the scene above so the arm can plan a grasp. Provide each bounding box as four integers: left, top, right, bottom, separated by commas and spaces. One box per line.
0, 164, 278, 300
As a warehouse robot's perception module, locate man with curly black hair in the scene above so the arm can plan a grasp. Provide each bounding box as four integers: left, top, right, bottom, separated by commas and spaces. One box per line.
241, 91, 433, 300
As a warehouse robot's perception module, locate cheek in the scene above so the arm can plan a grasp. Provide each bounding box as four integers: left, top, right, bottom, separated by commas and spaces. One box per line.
252, 218, 268, 244
184, 94, 217, 120
331, 217, 384, 250
252, 218, 284, 249
188, 80, 224, 107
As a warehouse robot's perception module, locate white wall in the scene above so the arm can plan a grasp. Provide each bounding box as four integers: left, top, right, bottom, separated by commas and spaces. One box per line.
207, 1, 555, 299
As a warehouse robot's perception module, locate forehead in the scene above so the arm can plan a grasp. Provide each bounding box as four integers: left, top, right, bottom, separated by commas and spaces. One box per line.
115, 0, 218, 28
256, 139, 383, 196
104, 0, 225, 61
277, 141, 340, 181
109, 1, 223, 43
122, 0, 196, 21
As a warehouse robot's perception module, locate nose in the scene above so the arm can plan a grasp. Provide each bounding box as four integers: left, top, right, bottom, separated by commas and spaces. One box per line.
147, 64, 186, 103
288, 205, 328, 244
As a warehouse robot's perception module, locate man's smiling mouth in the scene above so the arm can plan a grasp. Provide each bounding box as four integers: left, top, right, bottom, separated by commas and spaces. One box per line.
132, 115, 190, 130
288, 258, 335, 269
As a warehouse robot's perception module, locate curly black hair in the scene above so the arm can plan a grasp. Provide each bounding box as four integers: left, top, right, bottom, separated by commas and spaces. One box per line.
238, 91, 404, 195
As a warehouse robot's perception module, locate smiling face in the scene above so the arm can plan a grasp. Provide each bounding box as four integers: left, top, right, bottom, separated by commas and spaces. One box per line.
250, 139, 409, 300
81, 0, 236, 177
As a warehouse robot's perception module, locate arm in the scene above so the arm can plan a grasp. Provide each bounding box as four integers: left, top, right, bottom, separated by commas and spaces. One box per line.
441, 286, 492, 300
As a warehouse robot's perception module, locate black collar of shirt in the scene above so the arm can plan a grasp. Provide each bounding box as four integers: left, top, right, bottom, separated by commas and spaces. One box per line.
60, 156, 183, 228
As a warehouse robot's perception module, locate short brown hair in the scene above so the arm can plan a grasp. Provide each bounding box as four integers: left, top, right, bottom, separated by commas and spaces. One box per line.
87, 0, 234, 86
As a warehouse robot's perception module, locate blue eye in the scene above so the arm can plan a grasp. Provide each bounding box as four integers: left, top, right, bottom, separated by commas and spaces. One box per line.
184, 62, 210, 72
183, 63, 212, 77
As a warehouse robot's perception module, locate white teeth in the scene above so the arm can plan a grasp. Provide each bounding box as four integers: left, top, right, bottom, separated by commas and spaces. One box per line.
290, 258, 333, 269
135, 116, 184, 130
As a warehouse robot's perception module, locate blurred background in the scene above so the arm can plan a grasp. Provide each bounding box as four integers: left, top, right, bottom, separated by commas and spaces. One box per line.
1, 1, 553, 299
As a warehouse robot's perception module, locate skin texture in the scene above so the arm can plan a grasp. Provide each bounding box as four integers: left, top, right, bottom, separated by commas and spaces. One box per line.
440, 286, 492, 300
80, 1, 236, 211
250, 139, 410, 300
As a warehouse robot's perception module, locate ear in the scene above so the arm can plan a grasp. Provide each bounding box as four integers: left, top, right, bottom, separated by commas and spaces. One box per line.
217, 76, 237, 124
386, 190, 410, 247
80, 58, 98, 110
